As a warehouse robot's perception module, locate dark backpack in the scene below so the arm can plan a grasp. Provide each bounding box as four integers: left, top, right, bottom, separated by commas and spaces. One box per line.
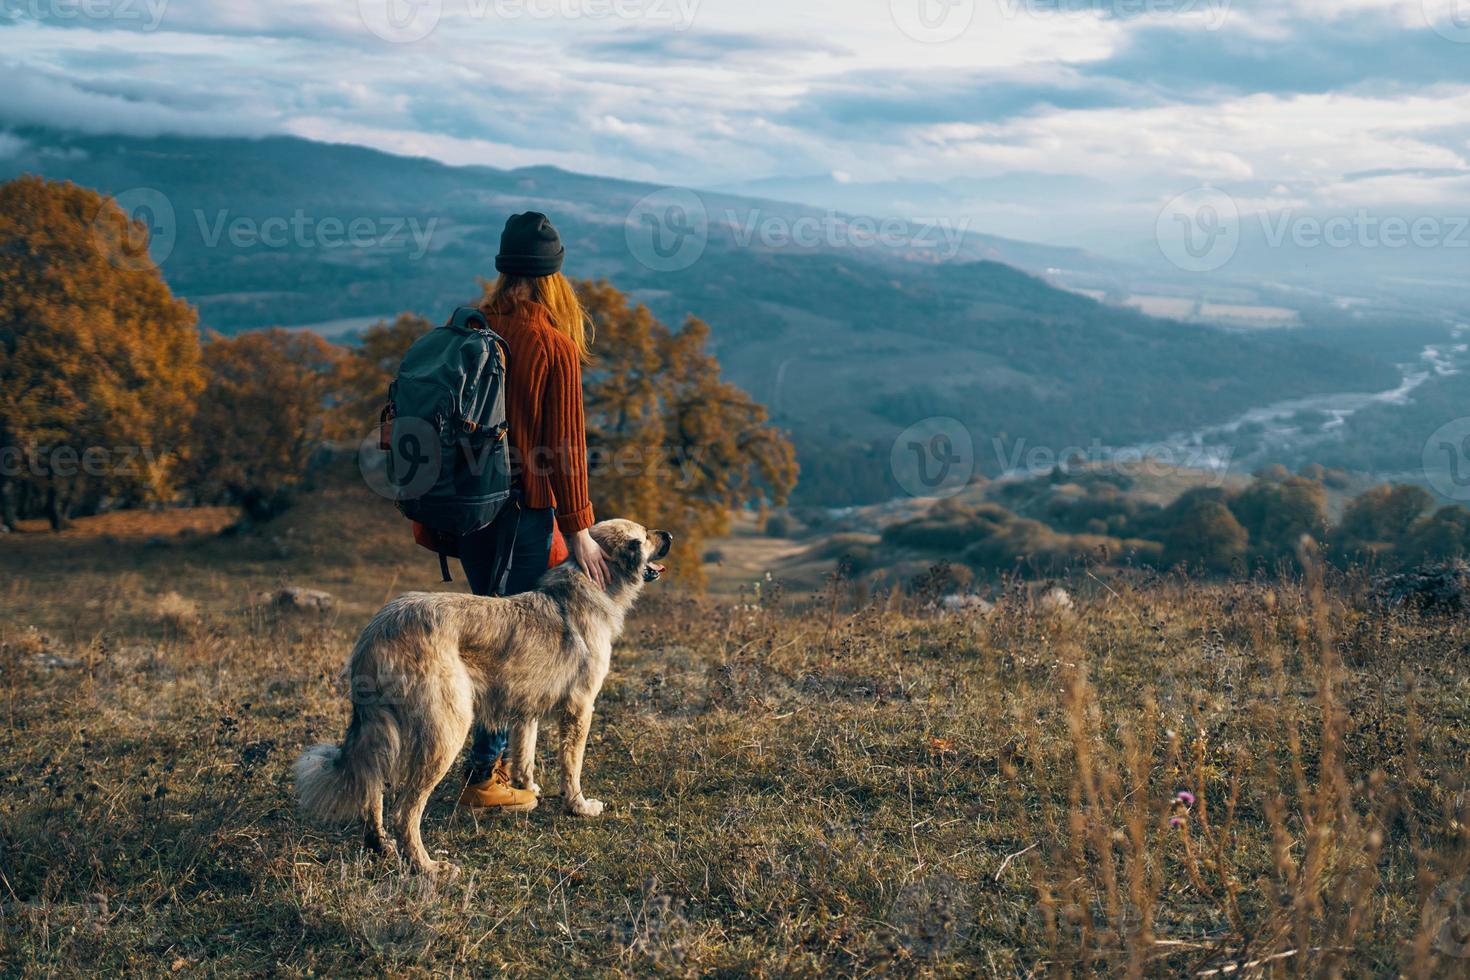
381, 307, 517, 585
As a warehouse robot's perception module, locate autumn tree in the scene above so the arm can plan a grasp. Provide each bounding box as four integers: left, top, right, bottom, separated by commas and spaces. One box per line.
1334, 484, 1434, 559
336, 313, 432, 434
189, 329, 349, 523
0, 176, 203, 529
1401, 505, 1470, 564
570, 280, 798, 585
1161, 490, 1248, 573
1229, 476, 1329, 560
571, 281, 664, 525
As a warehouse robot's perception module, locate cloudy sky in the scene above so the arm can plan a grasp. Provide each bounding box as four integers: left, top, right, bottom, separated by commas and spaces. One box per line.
3, 0, 1470, 249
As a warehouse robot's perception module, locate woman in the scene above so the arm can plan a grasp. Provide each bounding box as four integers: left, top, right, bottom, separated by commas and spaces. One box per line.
457, 211, 610, 810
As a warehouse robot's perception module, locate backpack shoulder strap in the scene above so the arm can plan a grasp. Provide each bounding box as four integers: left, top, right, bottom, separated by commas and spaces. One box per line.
447, 307, 511, 369
448, 306, 489, 332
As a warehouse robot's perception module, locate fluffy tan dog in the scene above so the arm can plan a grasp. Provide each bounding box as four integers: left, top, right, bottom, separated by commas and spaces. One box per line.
294, 519, 671, 874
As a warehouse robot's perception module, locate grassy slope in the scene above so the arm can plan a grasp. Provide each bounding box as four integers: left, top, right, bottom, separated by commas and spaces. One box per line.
2, 477, 1468, 975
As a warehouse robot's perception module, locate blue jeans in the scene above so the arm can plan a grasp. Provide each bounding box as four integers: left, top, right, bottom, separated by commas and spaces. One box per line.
460, 505, 556, 772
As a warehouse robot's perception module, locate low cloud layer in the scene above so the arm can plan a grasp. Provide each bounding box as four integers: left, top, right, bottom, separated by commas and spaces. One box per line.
3, 0, 1468, 252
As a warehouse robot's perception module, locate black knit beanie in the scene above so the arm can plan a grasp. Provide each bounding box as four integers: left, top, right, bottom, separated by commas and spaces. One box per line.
495, 211, 565, 277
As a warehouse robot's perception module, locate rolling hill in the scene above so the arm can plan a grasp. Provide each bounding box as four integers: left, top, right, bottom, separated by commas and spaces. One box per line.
0, 127, 1403, 503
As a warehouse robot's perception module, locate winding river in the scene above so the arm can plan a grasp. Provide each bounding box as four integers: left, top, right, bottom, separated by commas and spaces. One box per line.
1134, 323, 1469, 475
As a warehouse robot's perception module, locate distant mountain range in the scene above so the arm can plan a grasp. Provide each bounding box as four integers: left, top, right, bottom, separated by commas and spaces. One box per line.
0, 128, 1412, 503
709, 171, 1470, 316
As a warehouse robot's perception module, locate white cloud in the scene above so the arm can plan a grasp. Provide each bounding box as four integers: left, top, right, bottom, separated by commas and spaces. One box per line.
0, 132, 29, 159
3, 0, 1470, 245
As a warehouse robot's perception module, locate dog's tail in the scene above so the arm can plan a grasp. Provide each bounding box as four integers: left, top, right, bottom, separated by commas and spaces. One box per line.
293, 706, 400, 823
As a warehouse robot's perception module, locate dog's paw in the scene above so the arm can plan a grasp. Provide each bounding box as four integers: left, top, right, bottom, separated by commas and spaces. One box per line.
567, 796, 604, 817
420, 860, 462, 880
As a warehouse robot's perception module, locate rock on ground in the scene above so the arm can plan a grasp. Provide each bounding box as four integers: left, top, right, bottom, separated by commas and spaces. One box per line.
257, 587, 335, 612
1038, 587, 1075, 615
937, 594, 996, 616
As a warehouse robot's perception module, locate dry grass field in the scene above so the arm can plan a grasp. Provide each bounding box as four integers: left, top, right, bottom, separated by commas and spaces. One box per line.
2, 472, 1469, 976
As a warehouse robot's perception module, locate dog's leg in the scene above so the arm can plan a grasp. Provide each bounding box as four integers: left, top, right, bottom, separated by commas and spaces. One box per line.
391, 728, 464, 876
363, 791, 395, 859
559, 698, 603, 817
392, 682, 473, 876
509, 718, 541, 795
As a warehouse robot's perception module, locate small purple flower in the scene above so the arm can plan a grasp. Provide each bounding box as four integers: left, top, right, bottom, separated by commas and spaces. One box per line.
1170, 816, 1186, 829
1176, 791, 1196, 807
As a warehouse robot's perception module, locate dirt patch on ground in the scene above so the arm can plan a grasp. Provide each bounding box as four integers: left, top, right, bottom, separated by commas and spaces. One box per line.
12, 506, 238, 540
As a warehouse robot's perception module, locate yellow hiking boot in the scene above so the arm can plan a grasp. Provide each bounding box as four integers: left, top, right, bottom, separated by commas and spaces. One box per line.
458, 759, 538, 812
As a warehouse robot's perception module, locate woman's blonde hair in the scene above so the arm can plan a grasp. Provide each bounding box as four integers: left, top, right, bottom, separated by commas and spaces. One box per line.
482, 272, 594, 361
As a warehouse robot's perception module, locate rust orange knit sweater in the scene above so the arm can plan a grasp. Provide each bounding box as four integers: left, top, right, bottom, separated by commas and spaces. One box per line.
482, 299, 595, 534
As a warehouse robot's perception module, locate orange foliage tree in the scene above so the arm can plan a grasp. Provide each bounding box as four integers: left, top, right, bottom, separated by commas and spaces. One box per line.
0, 176, 203, 529
573, 280, 798, 585
189, 329, 350, 523
336, 313, 433, 435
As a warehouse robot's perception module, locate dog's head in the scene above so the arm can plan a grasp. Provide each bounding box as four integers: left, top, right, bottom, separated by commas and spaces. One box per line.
590, 519, 673, 585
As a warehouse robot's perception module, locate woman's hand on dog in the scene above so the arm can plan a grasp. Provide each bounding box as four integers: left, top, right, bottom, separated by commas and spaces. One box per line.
572, 529, 610, 590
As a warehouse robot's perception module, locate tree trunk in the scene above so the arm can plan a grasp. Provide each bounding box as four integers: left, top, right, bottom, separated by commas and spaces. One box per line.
46, 485, 72, 531
0, 475, 15, 531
